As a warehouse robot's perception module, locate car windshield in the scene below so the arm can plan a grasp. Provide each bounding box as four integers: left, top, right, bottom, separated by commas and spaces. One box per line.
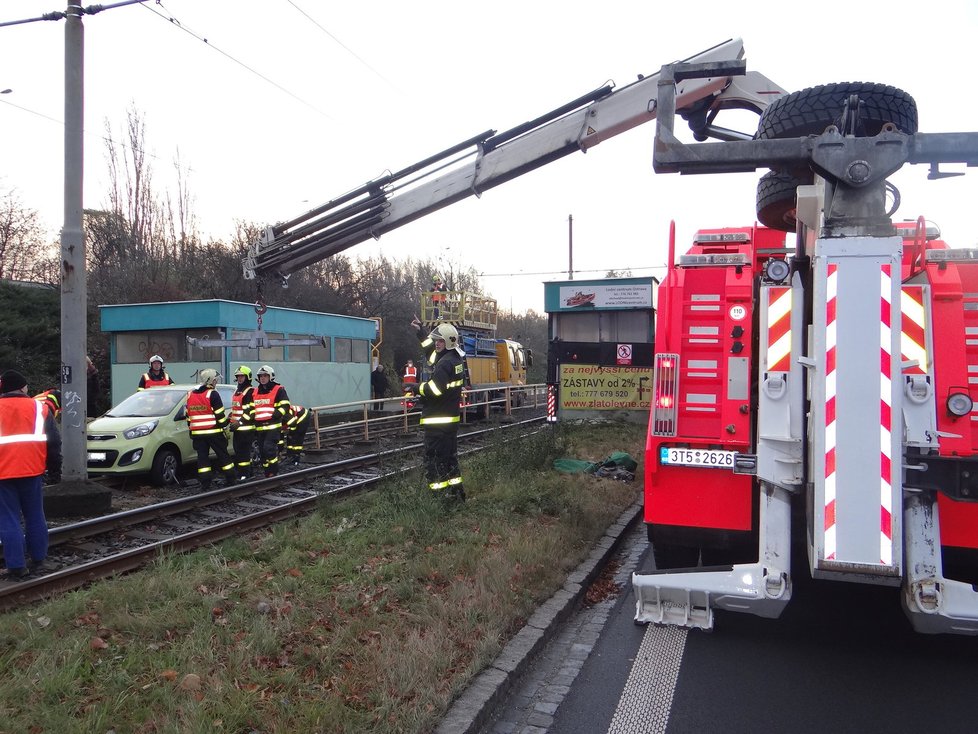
106, 389, 185, 418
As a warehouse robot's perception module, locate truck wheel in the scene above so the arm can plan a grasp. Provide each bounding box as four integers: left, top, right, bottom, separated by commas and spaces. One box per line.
756, 82, 918, 141
756, 169, 808, 231
151, 447, 180, 486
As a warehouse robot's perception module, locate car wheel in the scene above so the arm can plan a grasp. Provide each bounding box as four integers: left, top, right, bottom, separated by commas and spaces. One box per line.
151, 447, 180, 486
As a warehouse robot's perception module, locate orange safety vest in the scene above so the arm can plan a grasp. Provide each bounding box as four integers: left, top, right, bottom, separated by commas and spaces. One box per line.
141, 371, 171, 389
253, 384, 283, 428
403, 365, 418, 383
432, 285, 447, 304
231, 385, 254, 428
0, 398, 48, 479
186, 389, 220, 434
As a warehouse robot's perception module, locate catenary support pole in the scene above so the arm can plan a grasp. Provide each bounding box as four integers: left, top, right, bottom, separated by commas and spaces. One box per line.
60, 2, 88, 480
568, 214, 574, 280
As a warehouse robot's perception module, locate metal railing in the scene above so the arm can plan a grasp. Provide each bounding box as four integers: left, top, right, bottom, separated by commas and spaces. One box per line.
305, 383, 547, 446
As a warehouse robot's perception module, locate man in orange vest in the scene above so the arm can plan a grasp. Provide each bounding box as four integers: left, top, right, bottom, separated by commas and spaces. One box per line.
138, 355, 174, 391
402, 360, 418, 389
0, 369, 62, 580
253, 365, 291, 477
431, 275, 448, 319
186, 369, 236, 489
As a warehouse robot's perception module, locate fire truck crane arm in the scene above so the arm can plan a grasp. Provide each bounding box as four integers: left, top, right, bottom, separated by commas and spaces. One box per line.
242, 38, 785, 283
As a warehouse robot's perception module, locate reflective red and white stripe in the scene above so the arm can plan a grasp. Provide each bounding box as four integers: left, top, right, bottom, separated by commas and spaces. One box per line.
879, 267, 894, 565
824, 265, 839, 560
766, 287, 792, 372
547, 384, 557, 423
900, 285, 927, 375
823, 264, 894, 565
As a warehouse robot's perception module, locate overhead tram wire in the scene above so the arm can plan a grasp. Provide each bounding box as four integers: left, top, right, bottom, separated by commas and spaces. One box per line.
284, 0, 398, 92
479, 265, 667, 277
0, 95, 199, 176
141, 1, 333, 121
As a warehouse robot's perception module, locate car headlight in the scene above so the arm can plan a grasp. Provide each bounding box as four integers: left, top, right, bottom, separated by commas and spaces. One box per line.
947, 392, 974, 418
123, 420, 159, 440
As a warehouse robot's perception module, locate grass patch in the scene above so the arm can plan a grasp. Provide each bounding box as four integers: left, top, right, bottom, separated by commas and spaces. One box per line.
0, 421, 644, 733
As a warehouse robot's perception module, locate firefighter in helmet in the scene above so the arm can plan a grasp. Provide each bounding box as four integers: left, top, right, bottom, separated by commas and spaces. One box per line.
406, 323, 466, 502
229, 365, 256, 481
138, 355, 174, 391
253, 365, 290, 477
186, 369, 236, 489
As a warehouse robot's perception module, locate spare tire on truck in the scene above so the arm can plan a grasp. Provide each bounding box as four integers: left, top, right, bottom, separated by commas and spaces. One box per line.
754, 82, 918, 231
756, 169, 804, 231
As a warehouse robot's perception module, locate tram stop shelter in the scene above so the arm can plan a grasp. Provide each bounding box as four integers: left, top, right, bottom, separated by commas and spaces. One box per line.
100, 299, 377, 409
544, 277, 656, 423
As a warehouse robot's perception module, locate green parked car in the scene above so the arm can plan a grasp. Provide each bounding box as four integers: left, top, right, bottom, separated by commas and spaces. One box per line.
87, 383, 237, 485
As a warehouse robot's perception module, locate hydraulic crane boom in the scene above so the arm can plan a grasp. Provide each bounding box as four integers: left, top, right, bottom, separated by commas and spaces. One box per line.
243, 38, 784, 283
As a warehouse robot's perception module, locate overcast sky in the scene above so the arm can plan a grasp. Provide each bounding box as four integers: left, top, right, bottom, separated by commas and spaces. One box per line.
2, 1, 977, 314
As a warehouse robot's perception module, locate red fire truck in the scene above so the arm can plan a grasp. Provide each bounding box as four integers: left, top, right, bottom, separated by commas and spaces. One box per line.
634, 73, 978, 635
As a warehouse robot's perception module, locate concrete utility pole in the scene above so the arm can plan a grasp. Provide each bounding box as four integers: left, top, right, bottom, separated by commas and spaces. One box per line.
567, 214, 574, 280
61, 2, 87, 479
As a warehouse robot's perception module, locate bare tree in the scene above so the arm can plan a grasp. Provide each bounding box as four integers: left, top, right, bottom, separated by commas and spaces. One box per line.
0, 186, 47, 281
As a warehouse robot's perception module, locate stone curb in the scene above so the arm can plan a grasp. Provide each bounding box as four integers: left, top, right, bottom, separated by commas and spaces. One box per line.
435, 500, 644, 734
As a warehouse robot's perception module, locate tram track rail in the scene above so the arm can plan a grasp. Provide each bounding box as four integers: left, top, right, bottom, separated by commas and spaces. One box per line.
0, 416, 547, 610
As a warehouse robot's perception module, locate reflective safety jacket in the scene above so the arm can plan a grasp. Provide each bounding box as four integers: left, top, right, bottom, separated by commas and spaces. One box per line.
231, 384, 255, 430
253, 382, 290, 430
186, 387, 229, 435
0, 395, 49, 479
286, 404, 310, 432
403, 365, 418, 383
34, 389, 61, 418
139, 370, 173, 390
417, 348, 465, 425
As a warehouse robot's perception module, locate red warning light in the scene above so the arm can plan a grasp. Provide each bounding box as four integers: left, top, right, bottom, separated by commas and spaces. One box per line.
656, 395, 674, 409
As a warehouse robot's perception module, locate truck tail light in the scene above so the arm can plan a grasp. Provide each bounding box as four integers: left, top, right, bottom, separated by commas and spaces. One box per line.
652, 353, 679, 436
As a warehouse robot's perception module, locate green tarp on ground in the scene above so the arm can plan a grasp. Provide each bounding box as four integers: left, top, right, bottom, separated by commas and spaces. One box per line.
553, 451, 638, 479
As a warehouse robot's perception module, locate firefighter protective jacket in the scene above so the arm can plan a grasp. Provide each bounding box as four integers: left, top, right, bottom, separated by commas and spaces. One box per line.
253, 382, 290, 430
0, 394, 61, 480
286, 404, 309, 431
231, 384, 255, 430
417, 348, 465, 425
138, 369, 173, 390
33, 389, 61, 418
186, 387, 230, 435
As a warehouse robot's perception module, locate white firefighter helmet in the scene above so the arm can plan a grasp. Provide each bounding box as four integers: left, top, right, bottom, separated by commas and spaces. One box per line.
257, 365, 275, 379
149, 354, 164, 367
199, 368, 219, 387
428, 323, 459, 350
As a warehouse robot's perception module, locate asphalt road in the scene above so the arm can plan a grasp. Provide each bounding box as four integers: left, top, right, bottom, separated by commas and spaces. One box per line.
487, 527, 978, 733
